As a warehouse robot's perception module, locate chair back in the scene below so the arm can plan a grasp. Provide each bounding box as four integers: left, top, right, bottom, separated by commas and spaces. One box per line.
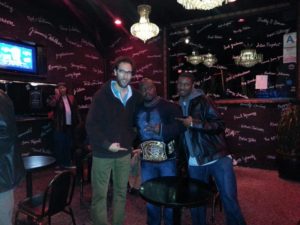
42, 170, 75, 216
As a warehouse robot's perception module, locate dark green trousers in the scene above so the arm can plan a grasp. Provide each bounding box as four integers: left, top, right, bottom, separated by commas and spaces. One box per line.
91, 154, 131, 225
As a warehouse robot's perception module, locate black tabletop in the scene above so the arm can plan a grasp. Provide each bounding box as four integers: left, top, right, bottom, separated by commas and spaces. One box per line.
139, 176, 212, 208
22, 155, 56, 171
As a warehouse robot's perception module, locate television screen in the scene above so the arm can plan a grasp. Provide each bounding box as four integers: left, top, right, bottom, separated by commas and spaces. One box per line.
0, 38, 37, 74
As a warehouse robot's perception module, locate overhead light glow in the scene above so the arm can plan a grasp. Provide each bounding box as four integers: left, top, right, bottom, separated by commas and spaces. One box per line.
177, 0, 233, 10
130, 4, 159, 43
114, 18, 122, 26
234, 48, 263, 67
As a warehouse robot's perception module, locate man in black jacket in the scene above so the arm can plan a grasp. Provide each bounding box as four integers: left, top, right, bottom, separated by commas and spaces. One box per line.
86, 56, 142, 225
0, 90, 25, 225
176, 73, 246, 225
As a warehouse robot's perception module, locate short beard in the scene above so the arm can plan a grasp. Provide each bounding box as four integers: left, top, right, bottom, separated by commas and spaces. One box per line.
117, 79, 128, 88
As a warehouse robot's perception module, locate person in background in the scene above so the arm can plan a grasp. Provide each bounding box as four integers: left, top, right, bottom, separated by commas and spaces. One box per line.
176, 73, 246, 225
0, 90, 25, 225
86, 56, 142, 225
127, 141, 141, 195
135, 78, 184, 225
73, 120, 92, 183
47, 82, 81, 170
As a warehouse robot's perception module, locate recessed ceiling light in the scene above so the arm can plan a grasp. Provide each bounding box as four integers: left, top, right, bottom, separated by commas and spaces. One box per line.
114, 18, 122, 26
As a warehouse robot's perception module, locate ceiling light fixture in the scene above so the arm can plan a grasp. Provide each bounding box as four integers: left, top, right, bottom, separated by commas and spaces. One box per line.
114, 18, 122, 26
202, 53, 218, 67
186, 51, 218, 67
130, 4, 159, 43
186, 51, 203, 65
234, 48, 263, 68
177, 0, 230, 10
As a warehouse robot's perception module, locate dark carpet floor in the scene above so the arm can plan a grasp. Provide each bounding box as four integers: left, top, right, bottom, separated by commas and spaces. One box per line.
14, 166, 300, 225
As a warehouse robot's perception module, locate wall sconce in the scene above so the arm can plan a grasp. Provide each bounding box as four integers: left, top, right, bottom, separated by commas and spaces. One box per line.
130, 4, 159, 43
234, 48, 263, 68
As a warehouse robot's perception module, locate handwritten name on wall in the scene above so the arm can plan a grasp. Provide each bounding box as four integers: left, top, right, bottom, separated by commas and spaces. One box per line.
219, 104, 282, 167
0, 0, 106, 115
168, 10, 296, 100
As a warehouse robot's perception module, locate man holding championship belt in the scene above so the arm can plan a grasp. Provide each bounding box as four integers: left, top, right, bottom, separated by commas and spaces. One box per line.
135, 78, 184, 225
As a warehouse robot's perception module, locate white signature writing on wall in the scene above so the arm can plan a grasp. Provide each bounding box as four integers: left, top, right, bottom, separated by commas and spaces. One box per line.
81, 38, 95, 48
0, 17, 14, 26
28, 27, 63, 47
233, 112, 257, 120
56, 52, 74, 59
0, 1, 13, 13
59, 25, 80, 33
48, 64, 68, 71
27, 16, 53, 26
65, 72, 81, 78
65, 37, 82, 47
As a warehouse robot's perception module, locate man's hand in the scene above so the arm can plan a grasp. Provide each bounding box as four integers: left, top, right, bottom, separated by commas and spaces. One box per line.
54, 88, 61, 97
132, 148, 142, 157
109, 143, 128, 152
175, 116, 193, 128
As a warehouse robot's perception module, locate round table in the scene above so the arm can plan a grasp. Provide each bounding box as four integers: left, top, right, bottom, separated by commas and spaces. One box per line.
22, 155, 56, 197
139, 176, 212, 225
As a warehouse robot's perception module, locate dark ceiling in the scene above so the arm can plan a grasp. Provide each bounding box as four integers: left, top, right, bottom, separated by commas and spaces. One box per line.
25, 0, 296, 50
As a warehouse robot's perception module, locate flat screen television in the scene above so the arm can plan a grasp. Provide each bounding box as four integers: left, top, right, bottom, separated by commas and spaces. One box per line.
0, 38, 39, 75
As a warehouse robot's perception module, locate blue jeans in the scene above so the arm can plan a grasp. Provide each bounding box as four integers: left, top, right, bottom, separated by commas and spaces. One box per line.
141, 159, 177, 225
188, 156, 246, 225
53, 129, 72, 167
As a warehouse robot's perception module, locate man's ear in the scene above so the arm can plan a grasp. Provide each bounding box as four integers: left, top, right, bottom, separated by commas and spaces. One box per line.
113, 69, 117, 77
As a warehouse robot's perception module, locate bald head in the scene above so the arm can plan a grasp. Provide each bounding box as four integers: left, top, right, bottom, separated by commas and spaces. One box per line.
139, 78, 157, 102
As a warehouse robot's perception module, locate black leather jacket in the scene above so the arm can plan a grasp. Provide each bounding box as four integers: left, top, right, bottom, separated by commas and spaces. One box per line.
0, 90, 25, 192
180, 95, 228, 165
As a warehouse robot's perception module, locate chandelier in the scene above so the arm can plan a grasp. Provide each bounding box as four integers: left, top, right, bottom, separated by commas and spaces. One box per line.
130, 4, 159, 43
202, 53, 217, 67
186, 51, 203, 65
177, 0, 229, 10
186, 51, 217, 67
234, 48, 263, 68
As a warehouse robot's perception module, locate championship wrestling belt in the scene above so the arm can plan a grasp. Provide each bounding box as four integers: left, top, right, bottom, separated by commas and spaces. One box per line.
140, 141, 167, 162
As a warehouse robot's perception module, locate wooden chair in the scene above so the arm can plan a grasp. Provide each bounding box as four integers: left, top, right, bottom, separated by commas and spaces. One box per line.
15, 170, 76, 225
79, 152, 92, 205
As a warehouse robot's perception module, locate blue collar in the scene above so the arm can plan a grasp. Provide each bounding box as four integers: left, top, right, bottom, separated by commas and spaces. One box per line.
110, 80, 132, 106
